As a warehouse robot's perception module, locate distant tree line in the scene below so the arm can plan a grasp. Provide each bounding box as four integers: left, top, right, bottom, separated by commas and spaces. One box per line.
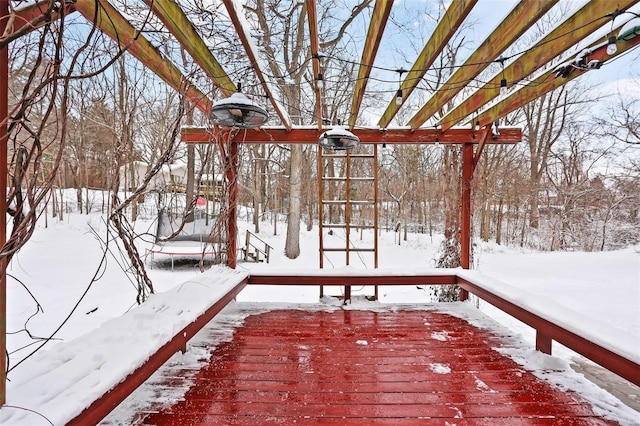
4, 0, 639, 282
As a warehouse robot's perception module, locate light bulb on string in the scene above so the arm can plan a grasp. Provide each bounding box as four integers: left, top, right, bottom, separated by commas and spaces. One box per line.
395, 68, 406, 107
395, 89, 402, 106
606, 35, 618, 55
605, 10, 620, 56
497, 56, 508, 97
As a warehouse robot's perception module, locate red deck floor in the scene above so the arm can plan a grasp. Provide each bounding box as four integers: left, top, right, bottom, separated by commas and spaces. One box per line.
136, 308, 617, 425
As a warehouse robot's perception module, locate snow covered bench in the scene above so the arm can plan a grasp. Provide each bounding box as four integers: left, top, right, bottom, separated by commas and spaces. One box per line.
0, 267, 248, 426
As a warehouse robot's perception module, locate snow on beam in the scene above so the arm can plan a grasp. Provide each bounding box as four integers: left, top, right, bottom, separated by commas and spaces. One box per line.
474, 30, 640, 128
222, 0, 292, 130
0, 0, 77, 47
348, 0, 394, 129
377, 0, 477, 129
438, 0, 640, 131
406, 0, 558, 130
181, 125, 522, 144
142, 0, 237, 98
305, 0, 323, 130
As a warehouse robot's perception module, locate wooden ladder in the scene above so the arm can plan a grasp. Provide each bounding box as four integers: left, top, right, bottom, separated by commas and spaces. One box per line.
318, 144, 379, 301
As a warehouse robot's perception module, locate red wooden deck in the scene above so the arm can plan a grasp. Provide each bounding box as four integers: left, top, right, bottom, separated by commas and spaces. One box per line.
135, 308, 617, 425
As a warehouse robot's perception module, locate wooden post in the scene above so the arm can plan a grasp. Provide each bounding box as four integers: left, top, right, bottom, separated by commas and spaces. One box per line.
536, 331, 552, 355
0, 0, 7, 404
227, 141, 239, 269
373, 144, 379, 300
317, 146, 324, 298
460, 143, 473, 301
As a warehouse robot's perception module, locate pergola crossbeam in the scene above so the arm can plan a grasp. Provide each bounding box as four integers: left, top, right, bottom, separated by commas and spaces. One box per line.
348, 0, 394, 129
306, 0, 322, 130
438, 0, 640, 131
474, 32, 640, 128
406, 0, 559, 130
73, 0, 212, 114
377, 0, 477, 129
222, 0, 292, 130
181, 126, 522, 144
142, 0, 236, 98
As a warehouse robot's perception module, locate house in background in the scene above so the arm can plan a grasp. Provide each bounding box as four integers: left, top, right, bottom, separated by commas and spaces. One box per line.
118, 161, 188, 192
118, 162, 223, 200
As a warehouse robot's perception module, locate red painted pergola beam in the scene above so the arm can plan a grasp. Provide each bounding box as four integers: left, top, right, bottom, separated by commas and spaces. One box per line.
248, 273, 457, 286
0, 0, 77, 48
181, 126, 522, 144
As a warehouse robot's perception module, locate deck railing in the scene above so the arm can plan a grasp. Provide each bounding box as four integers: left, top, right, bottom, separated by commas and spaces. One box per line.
248, 270, 640, 388
68, 269, 638, 424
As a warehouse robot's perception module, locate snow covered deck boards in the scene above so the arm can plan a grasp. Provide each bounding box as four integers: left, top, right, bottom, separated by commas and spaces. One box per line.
136, 308, 617, 425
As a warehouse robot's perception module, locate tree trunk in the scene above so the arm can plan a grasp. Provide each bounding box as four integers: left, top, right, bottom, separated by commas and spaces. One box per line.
496, 198, 504, 245
437, 145, 461, 268
285, 144, 302, 258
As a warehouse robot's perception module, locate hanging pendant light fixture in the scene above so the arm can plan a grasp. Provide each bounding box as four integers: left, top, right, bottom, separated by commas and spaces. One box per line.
210, 83, 269, 129
318, 126, 359, 150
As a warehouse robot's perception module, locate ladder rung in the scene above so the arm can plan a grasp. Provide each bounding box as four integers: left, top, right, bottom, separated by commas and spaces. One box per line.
322, 200, 376, 205
321, 248, 376, 252
322, 154, 375, 159
322, 177, 374, 181
321, 224, 376, 229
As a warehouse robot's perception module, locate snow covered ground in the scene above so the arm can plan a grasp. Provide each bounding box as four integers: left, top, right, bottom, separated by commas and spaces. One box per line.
1, 209, 639, 424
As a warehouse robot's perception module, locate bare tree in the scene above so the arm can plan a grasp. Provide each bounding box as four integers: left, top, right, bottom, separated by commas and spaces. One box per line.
244, 0, 373, 258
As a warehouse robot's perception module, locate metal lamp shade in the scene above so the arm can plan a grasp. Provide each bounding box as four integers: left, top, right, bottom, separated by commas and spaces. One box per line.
210, 92, 269, 128
319, 127, 359, 150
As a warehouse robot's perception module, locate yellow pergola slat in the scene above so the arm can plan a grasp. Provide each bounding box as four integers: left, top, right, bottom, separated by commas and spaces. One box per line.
438, 0, 640, 131
222, 0, 292, 130
348, 0, 394, 129
306, 0, 323, 130
377, 0, 477, 129
406, 0, 558, 130
474, 32, 640, 129
142, 0, 236, 98
73, 0, 212, 114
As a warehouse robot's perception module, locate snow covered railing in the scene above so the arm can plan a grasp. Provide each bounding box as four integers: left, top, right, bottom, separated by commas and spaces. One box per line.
64, 269, 248, 425
10, 267, 636, 425
248, 267, 640, 388
0, 268, 248, 426
455, 270, 640, 389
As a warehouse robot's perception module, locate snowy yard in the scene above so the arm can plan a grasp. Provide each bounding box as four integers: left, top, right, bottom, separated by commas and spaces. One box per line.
1, 211, 639, 424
